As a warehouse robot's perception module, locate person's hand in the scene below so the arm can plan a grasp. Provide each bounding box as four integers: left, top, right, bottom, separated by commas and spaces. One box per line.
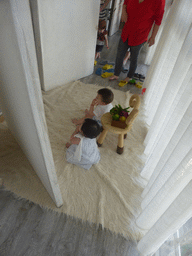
91, 98, 98, 106
148, 37, 155, 47
66, 142, 71, 148
121, 7, 128, 23
106, 46, 109, 49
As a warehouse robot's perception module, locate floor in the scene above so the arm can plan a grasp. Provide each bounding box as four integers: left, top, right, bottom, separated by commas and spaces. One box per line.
0, 188, 141, 256
1, 27, 191, 256
0, 31, 149, 256
80, 31, 149, 94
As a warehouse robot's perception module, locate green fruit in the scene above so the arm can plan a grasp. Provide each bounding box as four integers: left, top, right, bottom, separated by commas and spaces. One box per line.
112, 114, 120, 121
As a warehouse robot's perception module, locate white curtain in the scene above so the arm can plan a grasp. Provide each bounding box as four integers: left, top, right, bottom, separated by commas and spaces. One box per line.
136, 0, 192, 255
143, 0, 173, 66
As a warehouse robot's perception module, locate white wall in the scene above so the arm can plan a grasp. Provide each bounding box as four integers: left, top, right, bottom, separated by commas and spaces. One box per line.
0, 0, 63, 207
31, 0, 100, 91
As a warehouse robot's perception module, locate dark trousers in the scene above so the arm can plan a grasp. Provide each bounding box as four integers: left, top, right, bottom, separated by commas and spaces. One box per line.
114, 37, 145, 78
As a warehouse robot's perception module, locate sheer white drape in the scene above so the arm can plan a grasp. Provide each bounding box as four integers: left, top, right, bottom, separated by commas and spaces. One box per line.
137, 181, 192, 256
136, 0, 192, 255
143, 0, 173, 66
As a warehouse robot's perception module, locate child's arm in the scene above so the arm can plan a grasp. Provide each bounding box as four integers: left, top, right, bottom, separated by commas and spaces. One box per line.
104, 34, 109, 49
69, 125, 81, 145
70, 125, 81, 139
85, 98, 98, 118
70, 136, 80, 145
89, 99, 97, 114
121, 4, 128, 23
66, 125, 81, 148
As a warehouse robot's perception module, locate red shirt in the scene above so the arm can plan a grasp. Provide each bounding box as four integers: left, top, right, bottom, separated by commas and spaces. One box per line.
121, 0, 165, 46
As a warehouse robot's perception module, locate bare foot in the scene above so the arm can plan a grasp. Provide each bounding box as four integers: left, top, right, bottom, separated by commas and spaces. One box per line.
109, 75, 119, 81
66, 142, 71, 148
124, 77, 131, 82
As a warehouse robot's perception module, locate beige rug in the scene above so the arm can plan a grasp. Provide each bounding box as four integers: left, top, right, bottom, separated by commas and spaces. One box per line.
0, 81, 148, 240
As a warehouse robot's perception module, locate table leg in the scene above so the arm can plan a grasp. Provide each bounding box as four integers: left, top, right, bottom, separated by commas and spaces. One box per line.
97, 129, 108, 147
117, 134, 124, 154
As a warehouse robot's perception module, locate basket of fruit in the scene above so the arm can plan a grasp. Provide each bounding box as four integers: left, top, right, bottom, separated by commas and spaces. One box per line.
110, 104, 130, 129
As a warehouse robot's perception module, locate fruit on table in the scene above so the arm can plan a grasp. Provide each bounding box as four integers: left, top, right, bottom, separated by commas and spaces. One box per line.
119, 110, 129, 118
112, 114, 120, 121
119, 116, 126, 122
110, 104, 130, 121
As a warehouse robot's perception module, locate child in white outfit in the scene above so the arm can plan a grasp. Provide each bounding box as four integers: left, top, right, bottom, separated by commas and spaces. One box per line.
66, 119, 101, 170
72, 88, 114, 127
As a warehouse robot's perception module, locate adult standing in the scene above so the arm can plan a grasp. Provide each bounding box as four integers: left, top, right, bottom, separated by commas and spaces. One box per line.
109, 0, 165, 84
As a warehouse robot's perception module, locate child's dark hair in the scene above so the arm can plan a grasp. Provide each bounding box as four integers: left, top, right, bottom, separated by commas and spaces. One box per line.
99, 19, 106, 30
81, 119, 101, 139
98, 88, 114, 104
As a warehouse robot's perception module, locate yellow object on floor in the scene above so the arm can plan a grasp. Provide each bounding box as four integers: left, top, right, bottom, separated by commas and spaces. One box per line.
94, 60, 97, 66
135, 82, 143, 89
101, 72, 114, 78
102, 64, 113, 70
118, 80, 128, 87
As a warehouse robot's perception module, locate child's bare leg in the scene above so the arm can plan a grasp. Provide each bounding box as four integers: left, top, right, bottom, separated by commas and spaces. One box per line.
72, 111, 93, 125
72, 117, 85, 125
95, 52, 100, 59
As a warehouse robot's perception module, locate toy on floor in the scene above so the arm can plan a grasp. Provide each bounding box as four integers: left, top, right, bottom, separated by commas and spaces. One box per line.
104, 68, 114, 73
102, 64, 113, 70
101, 72, 114, 78
95, 68, 103, 76
118, 80, 128, 87
128, 79, 136, 85
135, 81, 143, 89
142, 88, 146, 95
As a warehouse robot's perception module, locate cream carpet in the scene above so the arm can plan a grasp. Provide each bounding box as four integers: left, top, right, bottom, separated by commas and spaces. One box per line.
0, 81, 148, 240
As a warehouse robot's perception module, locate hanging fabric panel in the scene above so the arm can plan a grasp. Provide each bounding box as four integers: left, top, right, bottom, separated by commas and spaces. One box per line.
137, 148, 192, 230
143, 0, 173, 66
141, 64, 192, 180
143, 0, 192, 127
142, 102, 192, 199
137, 181, 192, 256
136, 0, 192, 254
